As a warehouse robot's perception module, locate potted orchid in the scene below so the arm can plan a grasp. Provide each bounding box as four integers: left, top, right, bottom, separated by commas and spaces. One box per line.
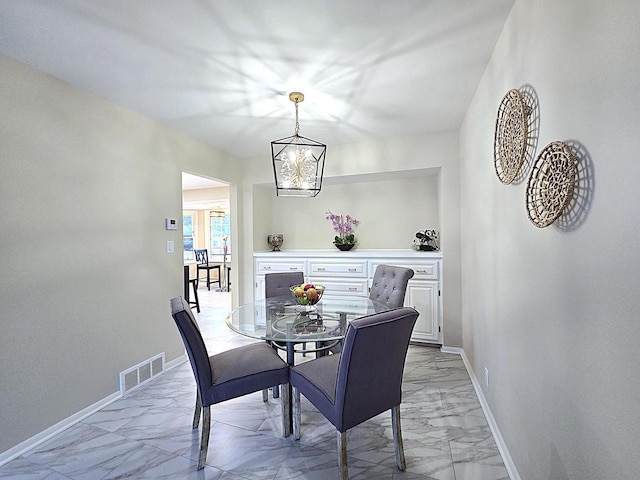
326, 210, 359, 251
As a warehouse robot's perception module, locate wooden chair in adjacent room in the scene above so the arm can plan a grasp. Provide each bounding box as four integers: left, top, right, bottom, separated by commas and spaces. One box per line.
183, 265, 200, 313
194, 249, 221, 291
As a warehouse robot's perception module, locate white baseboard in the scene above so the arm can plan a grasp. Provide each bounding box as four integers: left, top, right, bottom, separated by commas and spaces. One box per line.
165, 353, 187, 371
455, 349, 521, 480
0, 391, 121, 467
0, 353, 187, 467
440, 345, 463, 355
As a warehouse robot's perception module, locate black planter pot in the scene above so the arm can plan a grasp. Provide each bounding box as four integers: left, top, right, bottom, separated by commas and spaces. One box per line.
334, 243, 355, 251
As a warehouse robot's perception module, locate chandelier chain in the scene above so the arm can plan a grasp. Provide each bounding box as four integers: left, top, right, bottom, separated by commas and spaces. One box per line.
294, 100, 300, 136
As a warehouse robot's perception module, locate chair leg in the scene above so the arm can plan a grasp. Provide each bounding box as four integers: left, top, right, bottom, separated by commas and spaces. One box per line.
191, 281, 200, 313
281, 383, 291, 437
267, 342, 279, 399
337, 431, 348, 480
192, 391, 201, 429
197, 406, 210, 470
292, 386, 301, 440
262, 389, 268, 402
206, 268, 211, 291
391, 405, 406, 471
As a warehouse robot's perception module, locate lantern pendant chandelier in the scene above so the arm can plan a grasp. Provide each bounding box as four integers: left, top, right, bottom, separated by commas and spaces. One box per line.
271, 92, 326, 197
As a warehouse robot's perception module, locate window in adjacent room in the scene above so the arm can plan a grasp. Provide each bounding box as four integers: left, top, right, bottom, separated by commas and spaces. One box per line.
183, 213, 195, 261
210, 212, 230, 260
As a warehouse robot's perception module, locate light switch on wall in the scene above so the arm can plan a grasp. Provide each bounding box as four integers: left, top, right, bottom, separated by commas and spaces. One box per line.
167, 240, 174, 253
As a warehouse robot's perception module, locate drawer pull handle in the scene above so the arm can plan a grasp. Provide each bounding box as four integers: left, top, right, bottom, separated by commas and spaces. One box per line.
348, 287, 357, 291
264, 266, 271, 270
317, 267, 326, 271
290, 267, 298, 271
417, 270, 427, 273
348, 268, 357, 272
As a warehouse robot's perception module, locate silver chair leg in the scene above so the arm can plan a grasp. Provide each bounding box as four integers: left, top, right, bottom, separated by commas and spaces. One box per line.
262, 389, 269, 402
192, 392, 201, 429
337, 431, 348, 480
391, 405, 406, 471
197, 406, 210, 470
292, 386, 301, 440
281, 383, 291, 437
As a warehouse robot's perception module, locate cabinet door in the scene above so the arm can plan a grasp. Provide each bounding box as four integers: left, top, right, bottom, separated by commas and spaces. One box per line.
255, 275, 266, 303
405, 280, 440, 343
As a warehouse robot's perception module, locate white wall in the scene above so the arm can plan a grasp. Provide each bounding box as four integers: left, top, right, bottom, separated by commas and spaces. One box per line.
252, 185, 275, 254
459, 0, 640, 477
267, 175, 439, 250
243, 130, 463, 346
0, 55, 243, 454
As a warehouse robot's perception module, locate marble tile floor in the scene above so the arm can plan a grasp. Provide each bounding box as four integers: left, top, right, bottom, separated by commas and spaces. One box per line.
0, 289, 509, 480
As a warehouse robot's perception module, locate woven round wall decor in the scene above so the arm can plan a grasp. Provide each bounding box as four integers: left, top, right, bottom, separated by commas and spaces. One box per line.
526, 141, 577, 228
494, 89, 531, 184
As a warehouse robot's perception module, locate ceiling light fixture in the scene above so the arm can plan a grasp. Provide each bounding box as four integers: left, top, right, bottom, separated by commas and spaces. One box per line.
271, 92, 326, 197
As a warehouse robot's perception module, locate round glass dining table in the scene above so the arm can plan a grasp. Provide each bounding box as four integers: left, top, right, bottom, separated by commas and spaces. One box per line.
226, 294, 390, 365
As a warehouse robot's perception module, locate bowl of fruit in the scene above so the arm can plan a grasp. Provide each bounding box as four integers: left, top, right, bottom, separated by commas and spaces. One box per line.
290, 283, 325, 306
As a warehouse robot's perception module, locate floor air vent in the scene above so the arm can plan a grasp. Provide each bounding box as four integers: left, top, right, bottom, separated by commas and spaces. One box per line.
119, 353, 165, 395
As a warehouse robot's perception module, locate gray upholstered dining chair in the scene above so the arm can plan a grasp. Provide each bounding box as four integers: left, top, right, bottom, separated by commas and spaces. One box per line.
327, 264, 414, 355
265, 271, 304, 298
263, 271, 305, 398
369, 264, 415, 308
290, 307, 419, 479
170, 296, 290, 470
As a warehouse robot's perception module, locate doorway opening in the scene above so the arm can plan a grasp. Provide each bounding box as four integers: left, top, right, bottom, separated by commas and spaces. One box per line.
182, 172, 232, 295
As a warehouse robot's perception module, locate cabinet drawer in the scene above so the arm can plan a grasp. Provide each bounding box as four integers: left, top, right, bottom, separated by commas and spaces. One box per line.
309, 278, 368, 296
411, 262, 439, 280
309, 260, 367, 277
369, 261, 439, 281
256, 260, 305, 274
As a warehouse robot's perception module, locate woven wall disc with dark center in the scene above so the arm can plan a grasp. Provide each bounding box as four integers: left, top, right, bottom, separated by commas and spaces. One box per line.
526, 141, 577, 228
494, 89, 530, 184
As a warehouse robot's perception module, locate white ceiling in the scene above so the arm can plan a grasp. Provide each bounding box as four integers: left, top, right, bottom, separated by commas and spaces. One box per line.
0, 0, 513, 160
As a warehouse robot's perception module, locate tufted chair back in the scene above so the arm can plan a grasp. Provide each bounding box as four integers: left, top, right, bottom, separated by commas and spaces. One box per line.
369, 265, 414, 308
265, 271, 305, 298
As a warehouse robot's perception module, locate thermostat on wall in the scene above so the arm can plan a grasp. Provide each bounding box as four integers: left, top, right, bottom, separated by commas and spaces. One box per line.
165, 218, 178, 230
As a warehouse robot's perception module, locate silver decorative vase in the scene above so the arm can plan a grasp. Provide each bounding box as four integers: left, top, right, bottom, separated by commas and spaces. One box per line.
267, 234, 284, 251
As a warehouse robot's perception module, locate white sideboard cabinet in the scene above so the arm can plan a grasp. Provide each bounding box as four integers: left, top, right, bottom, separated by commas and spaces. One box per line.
253, 249, 443, 344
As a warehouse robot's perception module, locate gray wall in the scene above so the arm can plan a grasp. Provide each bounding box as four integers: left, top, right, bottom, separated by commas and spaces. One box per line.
459, 0, 640, 477
0, 55, 242, 454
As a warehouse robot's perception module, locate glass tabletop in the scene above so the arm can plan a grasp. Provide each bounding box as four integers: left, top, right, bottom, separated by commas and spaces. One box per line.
226, 294, 390, 344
